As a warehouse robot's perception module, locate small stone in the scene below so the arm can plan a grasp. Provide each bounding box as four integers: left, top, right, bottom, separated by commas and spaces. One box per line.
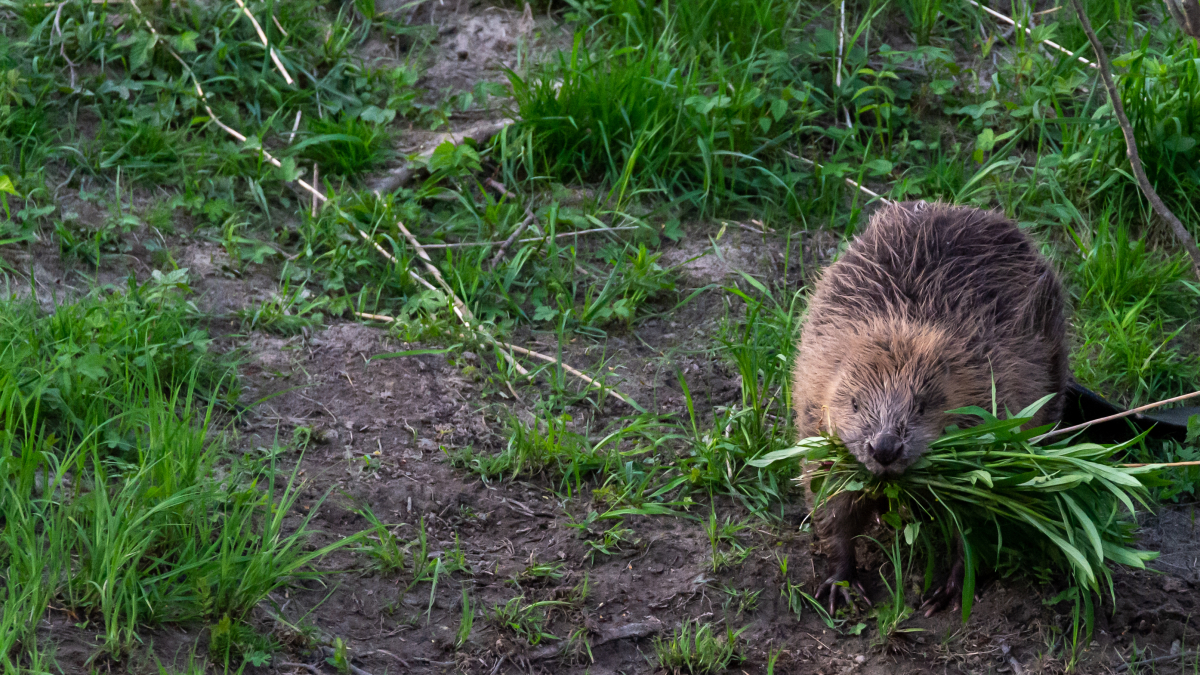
1164, 576, 1190, 593
855, 655, 866, 663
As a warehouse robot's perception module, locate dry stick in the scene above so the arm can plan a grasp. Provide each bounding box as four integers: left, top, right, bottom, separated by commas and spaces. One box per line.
388, 228, 636, 407
501, 344, 638, 409
271, 14, 290, 38
488, 207, 538, 270
350, 310, 528, 378
276, 664, 320, 675
836, 0, 853, 129
1036, 389, 1200, 441
1067, 0, 1200, 275
966, 0, 1097, 69
1115, 650, 1200, 673
419, 226, 640, 249
395, 220, 467, 311
784, 150, 891, 204
53, 3, 79, 89
123, 4, 631, 408
231, 0, 294, 84
1122, 460, 1200, 468
287, 110, 302, 144
310, 163, 318, 218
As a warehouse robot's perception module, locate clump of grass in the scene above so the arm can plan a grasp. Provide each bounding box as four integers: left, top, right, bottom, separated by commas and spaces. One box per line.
456, 587, 474, 649
236, 271, 327, 336
488, 596, 568, 647
1070, 216, 1200, 406
898, 0, 944, 45
653, 619, 745, 674
504, 0, 818, 213
0, 281, 355, 663
294, 114, 392, 177
867, 535, 922, 651
752, 397, 1160, 622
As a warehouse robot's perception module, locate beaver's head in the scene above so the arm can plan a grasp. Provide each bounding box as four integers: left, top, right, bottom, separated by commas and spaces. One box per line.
825, 321, 976, 477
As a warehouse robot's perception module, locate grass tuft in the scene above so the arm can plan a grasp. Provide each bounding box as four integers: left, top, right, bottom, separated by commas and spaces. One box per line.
653, 619, 745, 674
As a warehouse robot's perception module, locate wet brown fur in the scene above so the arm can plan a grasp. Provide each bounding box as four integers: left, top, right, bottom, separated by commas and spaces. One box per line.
792, 201, 1069, 596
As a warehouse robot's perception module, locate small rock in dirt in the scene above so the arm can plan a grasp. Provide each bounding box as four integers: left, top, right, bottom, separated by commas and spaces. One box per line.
461, 351, 478, 363
1164, 576, 1190, 593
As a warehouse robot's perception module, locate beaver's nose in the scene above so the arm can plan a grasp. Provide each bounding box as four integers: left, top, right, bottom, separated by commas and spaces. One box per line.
869, 434, 904, 465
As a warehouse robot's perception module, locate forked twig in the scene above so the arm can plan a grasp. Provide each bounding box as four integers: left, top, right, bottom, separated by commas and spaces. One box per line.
1065, 0, 1200, 275
53, 3, 79, 88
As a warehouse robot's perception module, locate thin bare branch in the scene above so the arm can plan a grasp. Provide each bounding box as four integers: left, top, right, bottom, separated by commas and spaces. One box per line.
419, 226, 639, 250
1066, 0, 1200, 274
785, 150, 891, 204
488, 208, 538, 270
1036, 389, 1200, 441
966, 0, 1097, 69
231, 0, 294, 84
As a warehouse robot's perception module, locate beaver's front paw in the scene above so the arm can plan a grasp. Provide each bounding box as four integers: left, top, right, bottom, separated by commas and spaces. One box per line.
814, 565, 872, 614
920, 558, 972, 617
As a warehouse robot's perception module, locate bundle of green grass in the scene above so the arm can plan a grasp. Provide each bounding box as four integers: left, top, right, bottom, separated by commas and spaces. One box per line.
751, 397, 1162, 618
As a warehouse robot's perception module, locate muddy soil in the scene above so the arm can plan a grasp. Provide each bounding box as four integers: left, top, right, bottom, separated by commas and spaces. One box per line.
19, 212, 1199, 675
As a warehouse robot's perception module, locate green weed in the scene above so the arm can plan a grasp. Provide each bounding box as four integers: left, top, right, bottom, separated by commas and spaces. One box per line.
899, 0, 944, 45
719, 585, 761, 617
488, 596, 568, 647
353, 507, 407, 574
237, 269, 328, 336
653, 619, 745, 674
456, 587, 474, 649
704, 509, 751, 572
867, 535, 922, 651
293, 114, 392, 178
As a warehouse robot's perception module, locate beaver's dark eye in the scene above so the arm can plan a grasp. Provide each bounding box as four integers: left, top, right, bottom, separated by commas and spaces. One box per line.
851, 398, 859, 413
917, 400, 926, 415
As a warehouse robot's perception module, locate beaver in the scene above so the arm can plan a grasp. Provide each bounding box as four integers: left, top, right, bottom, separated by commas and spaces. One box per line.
791, 201, 1069, 614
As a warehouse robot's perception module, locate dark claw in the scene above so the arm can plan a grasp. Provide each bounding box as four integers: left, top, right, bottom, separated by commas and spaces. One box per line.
815, 572, 870, 614
921, 572, 964, 617
854, 580, 874, 608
